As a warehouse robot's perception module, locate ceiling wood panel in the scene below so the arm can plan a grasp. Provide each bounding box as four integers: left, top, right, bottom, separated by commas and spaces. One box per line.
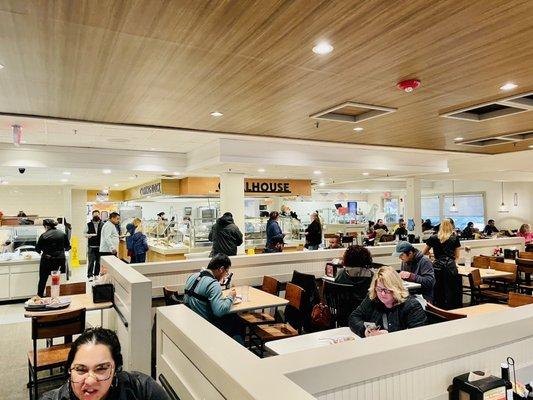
0, 0, 532, 153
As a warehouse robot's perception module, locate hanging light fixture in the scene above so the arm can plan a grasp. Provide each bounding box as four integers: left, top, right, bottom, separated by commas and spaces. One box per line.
498, 181, 509, 213
449, 180, 458, 213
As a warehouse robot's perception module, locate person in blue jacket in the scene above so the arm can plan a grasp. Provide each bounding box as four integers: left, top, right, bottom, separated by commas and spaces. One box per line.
125, 223, 136, 263
131, 220, 149, 263
266, 211, 284, 247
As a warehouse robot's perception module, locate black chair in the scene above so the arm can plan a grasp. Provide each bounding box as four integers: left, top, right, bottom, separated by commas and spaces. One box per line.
290, 270, 320, 332
163, 287, 182, 306
323, 280, 365, 327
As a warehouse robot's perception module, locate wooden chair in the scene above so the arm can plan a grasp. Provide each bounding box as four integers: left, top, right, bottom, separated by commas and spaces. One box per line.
508, 292, 533, 307
472, 255, 490, 269
238, 276, 280, 326
27, 308, 86, 400
519, 251, 533, 260
45, 282, 86, 297
515, 257, 533, 294
163, 286, 181, 306
485, 261, 518, 292
425, 302, 466, 324
250, 283, 305, 357
468, 269, 509, 304
323, 280, 366, 328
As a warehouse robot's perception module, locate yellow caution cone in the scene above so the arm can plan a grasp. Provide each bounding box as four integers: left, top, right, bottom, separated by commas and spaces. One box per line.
70, 236, 80, 267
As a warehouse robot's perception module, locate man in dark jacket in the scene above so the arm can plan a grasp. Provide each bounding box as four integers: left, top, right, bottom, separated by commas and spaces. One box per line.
208, 212, 243, 257
393, 241, 435, 302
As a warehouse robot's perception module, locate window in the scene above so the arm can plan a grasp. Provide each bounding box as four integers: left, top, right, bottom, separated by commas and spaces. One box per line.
444, 193, 485, 230
421, 196, 439, 226
383, 198, 400, 224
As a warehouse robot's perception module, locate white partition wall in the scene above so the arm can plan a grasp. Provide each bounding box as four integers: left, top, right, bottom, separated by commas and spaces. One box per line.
156, 304, 533, 400
101, 256, 153, 375
133, 237, 524, 297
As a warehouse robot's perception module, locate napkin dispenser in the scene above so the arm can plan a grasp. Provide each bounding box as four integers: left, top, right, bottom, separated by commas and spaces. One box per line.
450, 372, 507, 400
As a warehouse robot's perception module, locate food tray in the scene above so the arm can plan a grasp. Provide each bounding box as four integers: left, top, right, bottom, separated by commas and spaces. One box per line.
24, 297, 71, 311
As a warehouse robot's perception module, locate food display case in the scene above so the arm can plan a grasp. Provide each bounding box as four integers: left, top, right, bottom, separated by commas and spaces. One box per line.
185, 217, 216, 249
244, 217, 268, 246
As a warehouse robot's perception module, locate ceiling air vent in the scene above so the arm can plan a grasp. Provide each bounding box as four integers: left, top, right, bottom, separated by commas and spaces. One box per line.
441, 91, 533, 122
310, 102, 397, 124
456, 130, 533, 147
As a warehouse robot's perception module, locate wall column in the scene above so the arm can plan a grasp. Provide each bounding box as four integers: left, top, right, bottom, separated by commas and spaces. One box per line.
405, 178, 422, 238
220, 173, 245, 254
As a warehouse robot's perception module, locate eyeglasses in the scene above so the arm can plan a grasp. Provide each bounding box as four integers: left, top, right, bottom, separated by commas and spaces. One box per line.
70, 363, 114, 383
375, 286, 393, 295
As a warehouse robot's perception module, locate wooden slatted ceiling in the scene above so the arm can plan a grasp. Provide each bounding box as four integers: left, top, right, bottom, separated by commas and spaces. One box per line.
0, 0, 532, 154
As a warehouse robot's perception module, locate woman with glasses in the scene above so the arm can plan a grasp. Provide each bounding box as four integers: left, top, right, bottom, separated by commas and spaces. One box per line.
40, 328, 170, 400
349, 266, 427, 338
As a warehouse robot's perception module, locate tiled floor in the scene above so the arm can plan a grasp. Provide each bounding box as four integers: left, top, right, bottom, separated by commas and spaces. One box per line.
0, 263, 108, 399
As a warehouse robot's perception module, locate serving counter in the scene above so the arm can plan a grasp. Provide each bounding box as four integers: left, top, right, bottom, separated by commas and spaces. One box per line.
0, 257, 40, 301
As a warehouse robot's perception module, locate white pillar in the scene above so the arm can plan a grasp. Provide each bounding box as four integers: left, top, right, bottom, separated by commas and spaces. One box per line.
406, 178, 422, 238
271, 196, 282, 213
220, 173, 245, 254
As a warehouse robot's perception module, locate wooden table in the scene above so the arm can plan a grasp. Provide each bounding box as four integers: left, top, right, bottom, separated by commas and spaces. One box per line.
457, 266, 514, 279
449, 303, 510, 317
265, 327, 358, 355
222, 286, 288, 313
24, 293, 113, 325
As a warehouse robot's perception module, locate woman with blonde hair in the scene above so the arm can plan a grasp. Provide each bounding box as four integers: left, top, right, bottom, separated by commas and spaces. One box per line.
423, 218, 462, 309
517, 223, 533, 245
131, 221, 149, 263
349, 266, 426, 338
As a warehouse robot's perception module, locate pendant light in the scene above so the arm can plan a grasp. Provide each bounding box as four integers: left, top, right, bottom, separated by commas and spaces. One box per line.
449, 180, 458, 213
498, 181, 509, 213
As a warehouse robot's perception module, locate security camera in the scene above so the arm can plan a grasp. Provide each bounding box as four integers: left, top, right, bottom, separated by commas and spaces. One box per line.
18, 168, 26, 174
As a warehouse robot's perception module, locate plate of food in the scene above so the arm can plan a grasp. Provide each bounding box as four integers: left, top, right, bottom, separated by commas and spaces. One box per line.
25, 296, 72, 311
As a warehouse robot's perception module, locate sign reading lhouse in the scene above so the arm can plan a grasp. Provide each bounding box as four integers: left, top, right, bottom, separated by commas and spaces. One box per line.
244, 181, 290, 194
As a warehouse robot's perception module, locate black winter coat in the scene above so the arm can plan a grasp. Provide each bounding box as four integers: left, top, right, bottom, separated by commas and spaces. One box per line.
349, 295, 427, 338
305, 220, 322, 246
208, 214, 243, 256
40, 371, 170, 400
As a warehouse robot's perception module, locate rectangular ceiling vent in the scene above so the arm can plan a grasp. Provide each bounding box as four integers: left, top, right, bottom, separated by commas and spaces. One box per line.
441, 91, 533, 122
456, 130, 533, 147
310, 101, 397, 124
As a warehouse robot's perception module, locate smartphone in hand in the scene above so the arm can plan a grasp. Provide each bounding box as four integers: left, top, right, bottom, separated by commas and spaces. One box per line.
364, 322, 380, 331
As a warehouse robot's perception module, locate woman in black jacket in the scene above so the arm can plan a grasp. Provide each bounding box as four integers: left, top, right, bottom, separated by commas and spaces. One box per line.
305, 211, 322, 250
349, 266, 427, 338
35, 219, 71, 297
41, 328, 170, 400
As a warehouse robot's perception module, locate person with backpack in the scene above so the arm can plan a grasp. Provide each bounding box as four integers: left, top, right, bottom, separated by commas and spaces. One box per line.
208, 212, 243, 257
183, 254, 242, 342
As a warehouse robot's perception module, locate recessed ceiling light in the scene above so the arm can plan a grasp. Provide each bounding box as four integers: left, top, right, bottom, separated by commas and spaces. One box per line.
500, 82, 518, 91
60, 178, 68, 183
319, 182, 325, 187
0, 64, 4, 69
314, 170, 322, 175
1, 181, 8, 185
454, 137, 464, 141
62, 171, 71, 175
128, 176, 135, 180
353, 127, 364, 132
102, 169, 111, 174
210, 111, 223, 117
150, 148, 155, 151
173, 171, 181, 176
529, 145, 533, 149
113, 183, 119, 187
362, 172, 370, 176
257, 168, 265, 173
312, 41, 333, 55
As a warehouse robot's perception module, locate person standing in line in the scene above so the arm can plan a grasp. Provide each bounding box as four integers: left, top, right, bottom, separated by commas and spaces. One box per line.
99, 212, 121, 262
35, 219, 71, 297
131, 218, 149, 263
84, 210, 103, 280
305, 211, 322, 250
266, 211, 284, 248
208, 212, 243, 257
125, 222, 136, 263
